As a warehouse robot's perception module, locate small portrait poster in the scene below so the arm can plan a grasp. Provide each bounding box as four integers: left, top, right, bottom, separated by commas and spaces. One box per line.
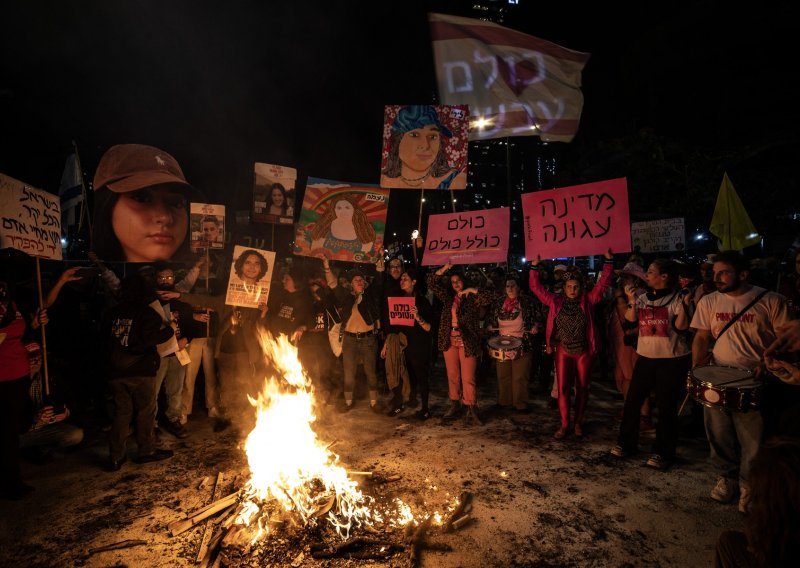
190, 203, 225, 250
253, 163, 296, 225
293, 178, 389, 264
380, 105, 469, 190
225, 245, 276, 308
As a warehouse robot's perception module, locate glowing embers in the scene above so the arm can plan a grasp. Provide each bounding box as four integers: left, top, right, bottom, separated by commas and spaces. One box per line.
233, 332, 413, 543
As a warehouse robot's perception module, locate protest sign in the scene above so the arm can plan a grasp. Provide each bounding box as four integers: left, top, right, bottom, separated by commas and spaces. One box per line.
387, 297, 416, 327
379, 105, 469, 190
421, 207, 509, 266
0, 173, 62, 260
253, 163, 296, 225
521, 178, 630, 259
225, 245, 276, 308
190, 203, 225, 250
631, 217, 685, 253
294, 178, 389, 264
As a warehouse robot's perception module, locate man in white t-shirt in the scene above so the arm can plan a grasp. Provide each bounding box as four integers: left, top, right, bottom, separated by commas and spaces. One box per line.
690, 251, 790, 513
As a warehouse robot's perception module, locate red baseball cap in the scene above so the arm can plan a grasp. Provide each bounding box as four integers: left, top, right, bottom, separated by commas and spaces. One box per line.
93, 144, 192, 193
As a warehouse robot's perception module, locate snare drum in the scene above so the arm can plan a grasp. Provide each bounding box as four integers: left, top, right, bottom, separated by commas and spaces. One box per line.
488, 336, 523, 361
686, 365, 762, 412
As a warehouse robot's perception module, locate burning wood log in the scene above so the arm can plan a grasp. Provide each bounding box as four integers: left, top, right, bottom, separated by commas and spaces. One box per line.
196, 472, 224, 563
451, 513, 472, 530
169, 492, 239, 537
87, 539, 147, 555
310, 537, 403, 559
408, 515, 433, 567
443, 491, 473, 532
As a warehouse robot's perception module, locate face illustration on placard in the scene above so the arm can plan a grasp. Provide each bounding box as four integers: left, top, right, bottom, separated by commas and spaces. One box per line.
334, 199, 354, 220
399, 125, 442, 173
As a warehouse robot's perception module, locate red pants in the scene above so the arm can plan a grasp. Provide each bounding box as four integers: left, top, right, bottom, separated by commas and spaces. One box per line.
443, 344, 478, 406
554, 347, 594, 429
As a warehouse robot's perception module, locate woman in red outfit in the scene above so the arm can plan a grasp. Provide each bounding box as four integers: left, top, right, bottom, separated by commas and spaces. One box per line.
529, 250, 614, 438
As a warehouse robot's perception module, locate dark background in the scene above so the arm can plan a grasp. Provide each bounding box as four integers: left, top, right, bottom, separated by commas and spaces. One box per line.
2, 0, 798, 259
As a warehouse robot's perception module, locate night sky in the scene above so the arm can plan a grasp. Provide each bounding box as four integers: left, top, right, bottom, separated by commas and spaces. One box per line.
2, 0, 797, 249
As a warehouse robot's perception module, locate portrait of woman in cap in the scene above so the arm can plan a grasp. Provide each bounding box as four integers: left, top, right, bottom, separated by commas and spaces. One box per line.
92, 144, 196, 263
380, 105, 467, 190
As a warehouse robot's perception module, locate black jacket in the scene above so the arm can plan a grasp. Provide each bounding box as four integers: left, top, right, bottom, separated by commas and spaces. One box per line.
107, 302, 174, 378
332, 277, 384, 329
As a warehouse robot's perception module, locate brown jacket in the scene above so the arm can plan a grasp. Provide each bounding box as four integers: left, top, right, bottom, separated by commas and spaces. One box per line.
427, 273, 492, 357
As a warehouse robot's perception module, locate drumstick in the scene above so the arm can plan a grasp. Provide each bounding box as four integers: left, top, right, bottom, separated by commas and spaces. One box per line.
678, 393, 691, 417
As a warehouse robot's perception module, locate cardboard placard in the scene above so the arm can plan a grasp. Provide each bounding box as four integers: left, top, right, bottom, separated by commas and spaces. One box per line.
225, 245, 276, 308
422, 207, 509, 265
387, 296, 416, 327
0, 173, 62, 260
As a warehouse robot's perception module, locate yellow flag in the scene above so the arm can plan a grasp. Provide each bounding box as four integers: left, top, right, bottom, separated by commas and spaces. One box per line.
709, 172, 760, 250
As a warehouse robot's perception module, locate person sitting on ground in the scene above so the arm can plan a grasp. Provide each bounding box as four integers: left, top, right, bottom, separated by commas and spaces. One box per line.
530, 250, 614, 439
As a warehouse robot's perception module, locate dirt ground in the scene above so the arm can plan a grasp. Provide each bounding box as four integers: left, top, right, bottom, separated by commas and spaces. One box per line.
0, 360, 743, 567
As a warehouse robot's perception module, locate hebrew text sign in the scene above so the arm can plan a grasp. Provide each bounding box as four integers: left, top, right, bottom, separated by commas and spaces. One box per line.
0, 173, 62, 260
422, 207, 509, 266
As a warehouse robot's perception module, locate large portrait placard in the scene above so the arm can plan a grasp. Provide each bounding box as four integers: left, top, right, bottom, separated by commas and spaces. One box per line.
225, 245, 276, 308
253, 163, 296, 225
190, 203, 225, 250
293, 178, 389, 264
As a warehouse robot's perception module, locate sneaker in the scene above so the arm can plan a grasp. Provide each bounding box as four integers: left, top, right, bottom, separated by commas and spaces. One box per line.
464, 406, 483, 426
610, 445, 630, 458
134, 448, 174, 464
710, 477, 739, 504
413, 409, 431, 421
442, 400, 461, 420
738, 485, 750, 514
207, 407, 220, 419
387, 403, 404, 417
645, 454, 671, 471
553, 427, 567, 440
163, 419, 189, 439
107, 456, 127, 472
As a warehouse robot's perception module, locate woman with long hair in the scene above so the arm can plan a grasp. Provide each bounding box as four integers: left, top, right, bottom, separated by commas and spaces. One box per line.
529, 250, 614, 439
427, 264, 492, 425
310, 195, 375, 256
268, 183, 288, 217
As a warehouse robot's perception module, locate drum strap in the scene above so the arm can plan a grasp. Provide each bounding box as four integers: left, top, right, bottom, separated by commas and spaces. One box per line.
713, 289, 769, 343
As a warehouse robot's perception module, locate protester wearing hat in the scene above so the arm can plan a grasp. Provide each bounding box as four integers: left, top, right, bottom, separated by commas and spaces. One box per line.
607, 261, 651, 429
380, 105, 466, 189
92, 144, 196, 262
322, 256, 385, 413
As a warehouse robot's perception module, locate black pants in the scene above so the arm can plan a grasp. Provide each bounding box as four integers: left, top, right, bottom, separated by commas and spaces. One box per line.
109, 375, 157, 461
404, 344, 431, 410
0, 376, 32, 488
618, 354, 690, 459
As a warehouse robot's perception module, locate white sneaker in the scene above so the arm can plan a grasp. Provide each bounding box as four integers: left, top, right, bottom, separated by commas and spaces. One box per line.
710, 476, 739, 503
738, 485, 750, 514
208, 407, 220, 418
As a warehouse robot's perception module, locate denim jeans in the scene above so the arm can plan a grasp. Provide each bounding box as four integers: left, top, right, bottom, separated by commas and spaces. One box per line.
342, 333, 378, 403
704, 405, 763, 483
155, 355, 186, 422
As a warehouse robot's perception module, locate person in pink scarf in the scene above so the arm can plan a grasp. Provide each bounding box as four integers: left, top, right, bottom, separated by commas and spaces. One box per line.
529, 249, 614, 439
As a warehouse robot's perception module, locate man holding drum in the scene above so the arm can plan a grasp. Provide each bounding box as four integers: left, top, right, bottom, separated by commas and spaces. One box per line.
690, 251, 791, 513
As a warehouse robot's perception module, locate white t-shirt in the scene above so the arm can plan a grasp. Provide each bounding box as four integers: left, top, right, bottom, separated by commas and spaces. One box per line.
634, 291, 690, 359
691, 286, 790, 370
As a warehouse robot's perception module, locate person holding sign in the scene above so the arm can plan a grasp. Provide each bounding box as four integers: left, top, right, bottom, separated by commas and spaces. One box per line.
92, 144, 197, 263
486, 275, 542, 413
529, 249, 614, 439
427, 264, 493, 425
381, 269, 433, 419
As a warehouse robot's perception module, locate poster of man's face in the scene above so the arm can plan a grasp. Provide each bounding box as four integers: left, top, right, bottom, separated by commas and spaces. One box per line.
253, 162, 297, 225
225, 244, 276, 308
190, 203, 225, 250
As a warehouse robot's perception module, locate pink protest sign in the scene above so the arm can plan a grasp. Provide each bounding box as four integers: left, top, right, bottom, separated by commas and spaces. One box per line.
387, 297, 416, 327
521, 178, 631, 259
421, 207, 509, 266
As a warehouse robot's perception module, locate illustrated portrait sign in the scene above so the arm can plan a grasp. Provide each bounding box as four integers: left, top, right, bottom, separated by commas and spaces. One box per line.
521, 178, 631, 259
631, 217, 685, 253
0, 173, 62, 260
225, 244, 276, 308
190, 202, 225, 250
421, 207, 509, 266
253, 163, 296, 225
380, 105, 469, 190
387, 297, 416, 327
294, 178, 389, 265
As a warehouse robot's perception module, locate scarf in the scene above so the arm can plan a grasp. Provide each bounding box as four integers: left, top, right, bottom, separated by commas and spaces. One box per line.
502, 296, 520, 314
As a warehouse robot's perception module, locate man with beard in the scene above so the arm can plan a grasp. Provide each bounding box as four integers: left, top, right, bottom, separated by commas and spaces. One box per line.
152, 265, 196, 438
691, 251, 790, 513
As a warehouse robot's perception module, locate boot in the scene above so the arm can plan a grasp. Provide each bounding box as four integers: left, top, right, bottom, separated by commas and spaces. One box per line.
442, 400, 461, 420
464, 405, 483, 426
